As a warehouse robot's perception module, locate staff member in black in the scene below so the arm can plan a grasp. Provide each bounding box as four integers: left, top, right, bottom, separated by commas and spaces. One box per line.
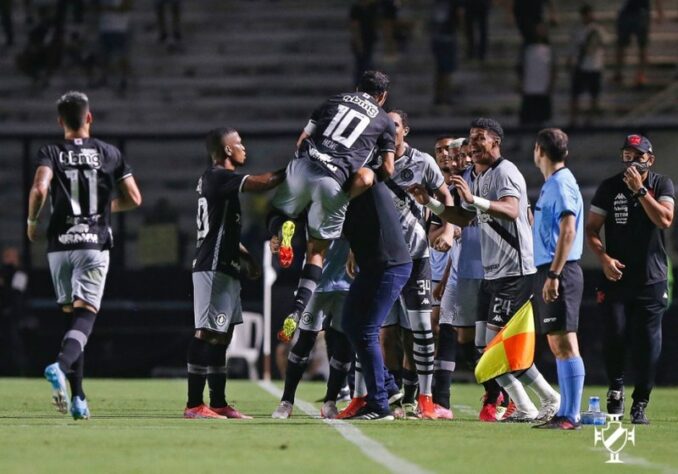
586, 134, 674, 424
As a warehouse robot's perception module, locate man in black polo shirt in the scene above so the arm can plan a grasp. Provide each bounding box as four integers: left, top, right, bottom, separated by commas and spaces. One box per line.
586, 134, 674, 424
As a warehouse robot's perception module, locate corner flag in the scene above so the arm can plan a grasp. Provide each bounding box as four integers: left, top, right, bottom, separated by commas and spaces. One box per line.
475, 300, 535, 383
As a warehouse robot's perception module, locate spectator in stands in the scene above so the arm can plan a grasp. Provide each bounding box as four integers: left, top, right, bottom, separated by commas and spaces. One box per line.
569, 4, 609, 127
15, 3, 61, 86
97, 0, 132, 94
155, 0, 181, 47
0, 0, 14, 47
614, 0, 664, 88
349, 0, 379, 86
509, 0, 558, 46
464, 0, 490, 61
0, 246, 28, 375
519, 22, 555, 126
431, 0, 460, 105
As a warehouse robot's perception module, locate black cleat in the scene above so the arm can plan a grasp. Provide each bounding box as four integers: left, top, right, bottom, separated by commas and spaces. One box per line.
607, 389, 624, 418
631, 401, 649, 425
533, 416, 581, 430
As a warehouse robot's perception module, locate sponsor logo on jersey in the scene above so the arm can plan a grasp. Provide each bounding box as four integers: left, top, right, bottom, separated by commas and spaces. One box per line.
59, 149, 101, 168
57, 223, 99, 244
342, 94, 379, 118
543, 317, 557, 323
613, 193, 628, 225
308, 146, 338, 173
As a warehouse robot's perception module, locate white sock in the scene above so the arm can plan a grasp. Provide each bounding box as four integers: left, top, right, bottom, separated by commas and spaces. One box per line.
408, 310, 434, 396
497, 373, 537, 414
518, 365, 560, 403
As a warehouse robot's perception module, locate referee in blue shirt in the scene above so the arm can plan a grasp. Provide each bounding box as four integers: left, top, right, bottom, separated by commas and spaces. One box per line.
531, 129, 585, 430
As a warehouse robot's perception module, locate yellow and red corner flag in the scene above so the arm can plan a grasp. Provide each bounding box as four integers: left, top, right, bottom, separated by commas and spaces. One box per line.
475, 300, 535, 383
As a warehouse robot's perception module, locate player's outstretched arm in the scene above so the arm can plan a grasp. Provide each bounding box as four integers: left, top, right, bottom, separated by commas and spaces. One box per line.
27, 165, 53, 242
241, 168, 286, 193
112, 176, 142, 213
408, 184, 474, 227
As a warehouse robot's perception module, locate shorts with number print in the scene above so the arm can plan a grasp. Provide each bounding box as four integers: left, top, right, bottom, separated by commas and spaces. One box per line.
479, 274, 535, 328
192, 271, 243, 333
382, 258, 429, 329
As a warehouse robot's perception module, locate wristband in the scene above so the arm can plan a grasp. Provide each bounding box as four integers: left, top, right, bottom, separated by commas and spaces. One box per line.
27, 218, 38, 225
425, 198, 445, 216
547, 270, 560, 280
472, 196, 491, 212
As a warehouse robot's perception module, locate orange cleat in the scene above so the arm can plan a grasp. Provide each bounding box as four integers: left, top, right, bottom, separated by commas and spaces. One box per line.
210, 404, 253, 419
433, 403, 454, 420
501, 400, 516, 420
184, 404, 227, 419
418, 394, 438, 420
278, 220, 295, 268
336, 396, 367, 419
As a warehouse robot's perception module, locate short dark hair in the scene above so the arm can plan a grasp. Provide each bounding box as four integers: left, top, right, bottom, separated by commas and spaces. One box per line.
56, 91, 89, 131
205, 127, 237, 161
388, 109, 409, 129
536, 128, 569, 163
357, 70, 390, 97
470, 117, 504, 141
435, 134, 456, 143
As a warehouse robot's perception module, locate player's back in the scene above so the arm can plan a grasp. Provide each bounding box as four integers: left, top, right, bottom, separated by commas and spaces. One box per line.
301, 91, 395, 186
37, 137, 132, 252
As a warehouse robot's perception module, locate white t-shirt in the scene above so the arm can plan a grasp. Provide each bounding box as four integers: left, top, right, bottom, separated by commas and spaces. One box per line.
522, 43, 553, 95
571, 23, 609, 72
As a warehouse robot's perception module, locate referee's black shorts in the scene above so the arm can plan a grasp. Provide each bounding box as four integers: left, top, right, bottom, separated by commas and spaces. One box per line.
533, 261, 584, 335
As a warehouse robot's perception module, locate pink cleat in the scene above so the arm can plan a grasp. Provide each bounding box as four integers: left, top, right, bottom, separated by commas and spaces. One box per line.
184, 404, 227, 419
211, 404, 253, 419
433, 403, 454, 420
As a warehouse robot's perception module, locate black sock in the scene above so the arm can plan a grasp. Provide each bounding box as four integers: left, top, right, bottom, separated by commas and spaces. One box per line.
433, 324, 457, 409
459, 341, 478, 371
293, 264, 322, 314
207, 342, 227, 408
67, 353, 85, 399
402, 369, 418, 404
281, 329, 317, 404
482, 380, 502, 405
57, 307, 96, 372
324, 329, 352, 402
186, 337, 210, 408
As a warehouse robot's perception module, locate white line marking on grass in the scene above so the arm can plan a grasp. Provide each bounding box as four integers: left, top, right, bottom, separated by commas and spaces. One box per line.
258, 381, 432, 474
589, 449, 678, 473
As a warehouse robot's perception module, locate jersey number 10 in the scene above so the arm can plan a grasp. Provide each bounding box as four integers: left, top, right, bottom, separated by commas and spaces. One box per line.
322, 104, 371, 148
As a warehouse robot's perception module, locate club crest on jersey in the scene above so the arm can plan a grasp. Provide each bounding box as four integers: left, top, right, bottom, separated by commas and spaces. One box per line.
216, 314, 227, 327
59, 149, 101, 168
400, 168, 414, 182
482, 183, 490, 197
58, 223, 99, 244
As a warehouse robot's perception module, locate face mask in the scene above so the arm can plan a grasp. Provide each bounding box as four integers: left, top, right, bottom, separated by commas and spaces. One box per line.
626, 161, 650, 173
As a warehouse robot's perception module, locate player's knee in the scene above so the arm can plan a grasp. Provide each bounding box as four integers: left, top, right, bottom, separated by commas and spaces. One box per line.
73, 299, 97, 314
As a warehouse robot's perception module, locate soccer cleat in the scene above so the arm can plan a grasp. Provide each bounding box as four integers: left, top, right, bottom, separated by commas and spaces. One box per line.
533, 416, 581, 430
534, 394, 560, 423
631, 401, 649, 425
479, 402, 498, 422
433, 403, 454, 420
337, 385, 351, 403
184, 404, 227, 419
354, 410, 395, 421
44, 363, 70, 415
498, 400, 516, 421
277, 311, 300, 343
336, 396, 367, 419
388, 391, 404, 406
501, 409, 538, 423
607, 389, 624, 418
417, 394, 438, 420
271, 401, 294, 419
321, 400, 339, 419
402, 402, 418, 419
211, 404, 253, 419
70, 396, 90, 420
278, 220, 295, 268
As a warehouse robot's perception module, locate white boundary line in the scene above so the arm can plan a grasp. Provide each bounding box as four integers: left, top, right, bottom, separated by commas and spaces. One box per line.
258, 381, 433, 474
589, 449, 678, 473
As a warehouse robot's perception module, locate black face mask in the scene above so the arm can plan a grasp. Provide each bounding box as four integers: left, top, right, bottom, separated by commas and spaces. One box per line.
625, 161, 650, 173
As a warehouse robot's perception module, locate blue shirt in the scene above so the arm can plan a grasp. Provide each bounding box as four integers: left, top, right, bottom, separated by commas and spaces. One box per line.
430, 248, 450, 281
316, 238, 352, 293
457, 167, 484, 279
533, 167, 584, 267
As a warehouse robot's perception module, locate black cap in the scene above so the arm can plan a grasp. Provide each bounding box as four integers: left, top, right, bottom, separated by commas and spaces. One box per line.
622, 134, 653, 154
470, 117, 504, 141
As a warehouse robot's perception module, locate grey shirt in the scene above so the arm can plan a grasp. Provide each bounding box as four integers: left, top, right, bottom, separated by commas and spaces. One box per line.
471, 158, 536, 280
384, 146, 445, 259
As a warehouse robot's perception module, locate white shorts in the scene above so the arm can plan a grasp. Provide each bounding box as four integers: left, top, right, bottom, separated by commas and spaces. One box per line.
382, 296, 411, 330
449, 277, 483, 327
271, 158, 349, 240
48, 249, 110, 312
298, 291, 347, 333
192, 271, 243, 333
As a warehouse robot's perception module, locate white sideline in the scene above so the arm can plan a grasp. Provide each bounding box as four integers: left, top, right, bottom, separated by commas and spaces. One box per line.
258, 381, 433, 474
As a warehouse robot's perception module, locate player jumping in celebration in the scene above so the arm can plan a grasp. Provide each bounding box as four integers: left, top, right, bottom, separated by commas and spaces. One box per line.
270, 71, 396, 342
409, 118, 560, 423
185, 127, 286, 419
28, 91, 142, 419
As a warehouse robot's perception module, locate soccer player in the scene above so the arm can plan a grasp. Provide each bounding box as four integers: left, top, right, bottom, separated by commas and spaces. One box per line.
185, 127, 286, 419
586, 134, 674, 424
27, 91, 142, 419
270, 70, 396, 341
531, 129, 585, 431
409, 118, 560, 422
379, 109, 454, 419
271, 238, 353, 419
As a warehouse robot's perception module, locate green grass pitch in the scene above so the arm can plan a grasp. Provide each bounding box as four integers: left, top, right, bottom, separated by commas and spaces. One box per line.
1, 379, 676, 474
